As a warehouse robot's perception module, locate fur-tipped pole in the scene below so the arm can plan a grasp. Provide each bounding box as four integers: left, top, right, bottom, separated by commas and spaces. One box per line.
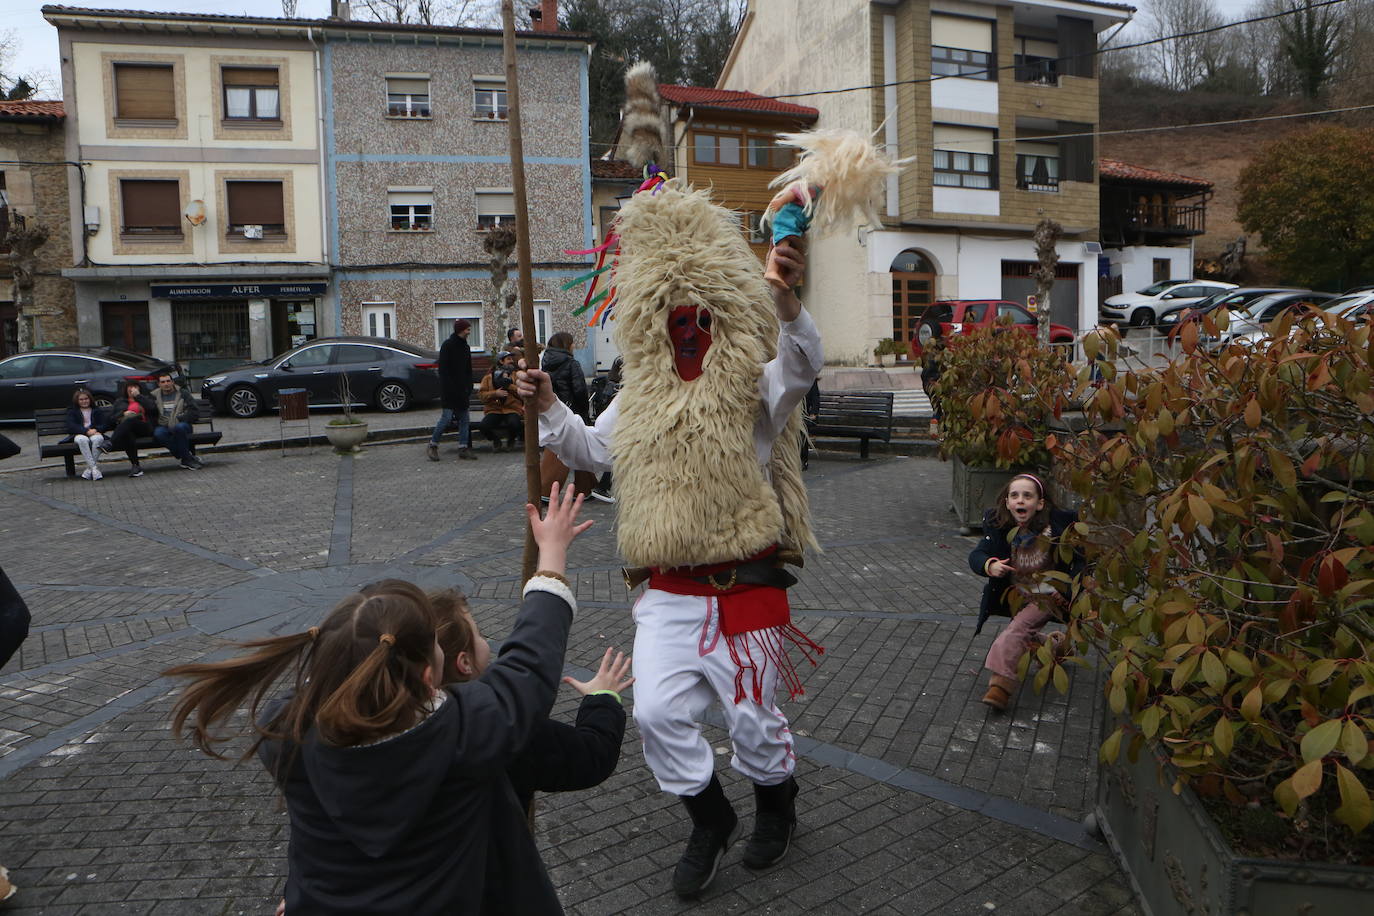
500, 0, 543, 583
617, 61, 669, 172
761, 128, 908, 290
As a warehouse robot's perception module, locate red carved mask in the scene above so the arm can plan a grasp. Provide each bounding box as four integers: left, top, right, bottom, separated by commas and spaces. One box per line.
667, 305, 713, 380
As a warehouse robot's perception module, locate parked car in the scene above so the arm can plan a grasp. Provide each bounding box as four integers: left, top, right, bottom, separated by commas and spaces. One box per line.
1320, 291, 1374, 321
1205, 291, 1337, 348
201, 337, 441, 418
1100, 279, 1237, 328
1157, 286, 1293, 329
914, 300, 1074, 356
0, 347, 185, 421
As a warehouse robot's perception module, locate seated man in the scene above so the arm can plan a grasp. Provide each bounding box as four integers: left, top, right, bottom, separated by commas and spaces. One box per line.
151, 372, 201, 470
478, 350, 524, 452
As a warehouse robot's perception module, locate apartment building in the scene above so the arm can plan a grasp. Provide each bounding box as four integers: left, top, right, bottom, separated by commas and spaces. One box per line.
0, 100, 75, 355
323, 9, 593, 363
46, 6, 329, 377
718, 0, 1134, 363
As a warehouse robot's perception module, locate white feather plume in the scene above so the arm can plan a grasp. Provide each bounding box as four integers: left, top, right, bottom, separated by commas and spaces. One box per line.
763, 128, 909, 237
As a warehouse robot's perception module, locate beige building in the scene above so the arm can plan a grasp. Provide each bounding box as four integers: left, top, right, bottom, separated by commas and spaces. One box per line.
719, 0, 1134, 364
47, 6, 328, 376
0, 100, 75, 355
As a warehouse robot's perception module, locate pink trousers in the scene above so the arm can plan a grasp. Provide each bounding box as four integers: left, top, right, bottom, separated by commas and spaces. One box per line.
984, 602, 1054, 681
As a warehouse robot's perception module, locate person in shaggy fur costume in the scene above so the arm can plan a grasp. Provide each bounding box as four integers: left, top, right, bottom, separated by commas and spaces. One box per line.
516, 178, 822, 900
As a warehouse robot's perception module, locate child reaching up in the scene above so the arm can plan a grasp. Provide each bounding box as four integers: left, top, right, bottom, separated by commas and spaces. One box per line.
166, 483, 592, 916
969, 473, 1083, 712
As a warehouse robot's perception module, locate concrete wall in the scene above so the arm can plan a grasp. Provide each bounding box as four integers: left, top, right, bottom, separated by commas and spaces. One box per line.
1107, 244, 1195, 295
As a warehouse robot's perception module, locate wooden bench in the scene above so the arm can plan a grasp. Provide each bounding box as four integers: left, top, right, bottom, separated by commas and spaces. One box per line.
812, 391, 895, 460
36, 399, 223, 477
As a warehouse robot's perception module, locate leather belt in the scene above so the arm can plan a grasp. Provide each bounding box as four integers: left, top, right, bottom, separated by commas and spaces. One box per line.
623, 558, 798, 592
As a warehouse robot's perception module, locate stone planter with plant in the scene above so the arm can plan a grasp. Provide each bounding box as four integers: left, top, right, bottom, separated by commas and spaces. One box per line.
873, 337, 907, 367
1048, 311, 1374, 912
324, 375, 368, 454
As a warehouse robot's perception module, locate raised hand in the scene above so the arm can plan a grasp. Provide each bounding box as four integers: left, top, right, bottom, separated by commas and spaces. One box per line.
563, 647, 634, 696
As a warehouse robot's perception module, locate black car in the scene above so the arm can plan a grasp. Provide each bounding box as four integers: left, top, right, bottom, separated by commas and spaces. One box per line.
1156, 287, 1294, 329
0, 347, 184, 421
202, 337, 441, 418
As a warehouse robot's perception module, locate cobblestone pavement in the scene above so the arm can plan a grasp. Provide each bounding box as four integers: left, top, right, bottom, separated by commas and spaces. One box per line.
0, 441, 1137, 915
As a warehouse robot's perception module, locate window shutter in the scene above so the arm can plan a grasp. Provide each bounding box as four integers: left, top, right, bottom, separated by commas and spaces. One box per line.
1057, 16, 1095, 78
226, 180, 285, 226
120, 179, 181, 230
387, 77, 429, 95
114, 64, 175, 120
933, 125, 995, 155
475, 190, 515, 217
931, 14, 994, 52
222, 67, 278, 87
388, 189, 433, 206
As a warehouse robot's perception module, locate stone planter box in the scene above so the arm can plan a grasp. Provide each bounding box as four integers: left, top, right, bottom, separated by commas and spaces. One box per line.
950, 455, 1040, 533
1095, 722, 1374, 915
325, 421, 368, 453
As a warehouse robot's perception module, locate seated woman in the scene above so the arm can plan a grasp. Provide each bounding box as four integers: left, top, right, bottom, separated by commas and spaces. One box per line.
64, 388, 111, 480
478, 350, 525, 452
105, 380, 156, 478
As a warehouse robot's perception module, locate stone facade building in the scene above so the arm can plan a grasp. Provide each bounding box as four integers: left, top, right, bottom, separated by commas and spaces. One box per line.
323, 17, 593, 363
0, 100, 75, 355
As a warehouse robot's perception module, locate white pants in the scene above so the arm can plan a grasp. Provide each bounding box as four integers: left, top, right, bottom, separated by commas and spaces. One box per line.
631, 589, 797, 796
74, 433, 106, 469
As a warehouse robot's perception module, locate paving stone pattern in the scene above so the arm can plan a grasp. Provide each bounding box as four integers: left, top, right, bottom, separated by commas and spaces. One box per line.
0, 441, 1137, 914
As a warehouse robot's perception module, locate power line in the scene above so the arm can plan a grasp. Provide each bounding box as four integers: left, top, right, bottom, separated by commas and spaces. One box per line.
746, 0, 1353, 102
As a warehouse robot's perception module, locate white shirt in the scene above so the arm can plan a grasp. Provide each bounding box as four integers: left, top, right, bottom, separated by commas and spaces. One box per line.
538, 308, 824, 475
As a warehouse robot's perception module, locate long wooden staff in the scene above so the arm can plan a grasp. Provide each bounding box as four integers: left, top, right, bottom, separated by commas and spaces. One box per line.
501, 0, 542, 583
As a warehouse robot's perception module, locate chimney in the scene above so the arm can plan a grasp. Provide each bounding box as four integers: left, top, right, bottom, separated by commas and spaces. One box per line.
530, 0, 558, 32
330, 0, 351, 21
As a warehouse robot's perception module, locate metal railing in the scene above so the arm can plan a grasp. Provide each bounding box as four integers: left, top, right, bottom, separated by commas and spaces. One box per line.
1117, 202, 1207, 235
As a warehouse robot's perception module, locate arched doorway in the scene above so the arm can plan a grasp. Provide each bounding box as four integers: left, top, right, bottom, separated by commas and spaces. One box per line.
891, 249, 936, 355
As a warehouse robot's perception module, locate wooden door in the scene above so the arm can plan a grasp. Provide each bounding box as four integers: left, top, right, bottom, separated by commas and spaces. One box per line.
101, 301, 151, 353
892, 271, 935, 352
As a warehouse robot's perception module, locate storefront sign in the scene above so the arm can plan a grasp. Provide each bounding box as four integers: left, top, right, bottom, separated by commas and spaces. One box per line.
150, 282, 327, 300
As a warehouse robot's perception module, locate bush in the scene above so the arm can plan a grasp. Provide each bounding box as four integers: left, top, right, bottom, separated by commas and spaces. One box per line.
873, 338, 908, 359
1053, 311, 1374, 859
934, 321, 1072, 467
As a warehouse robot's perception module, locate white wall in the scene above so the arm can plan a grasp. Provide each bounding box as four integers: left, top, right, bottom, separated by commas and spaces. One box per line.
931, 78, 998, 115
1108, 244, 1194, 296
932, 187, 999, 216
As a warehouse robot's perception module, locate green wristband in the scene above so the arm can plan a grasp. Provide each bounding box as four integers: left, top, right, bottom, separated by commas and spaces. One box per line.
588, 689, 623, 704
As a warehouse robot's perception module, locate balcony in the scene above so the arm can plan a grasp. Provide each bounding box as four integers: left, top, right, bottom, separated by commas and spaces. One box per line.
1015, 154, 1059, 192
1119, 202, 1207, 236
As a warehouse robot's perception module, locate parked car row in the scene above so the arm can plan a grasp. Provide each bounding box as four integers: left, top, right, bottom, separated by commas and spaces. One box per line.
915, 299, 1075, 356
0, 337, 441, 421
1100, 279, 1238, 328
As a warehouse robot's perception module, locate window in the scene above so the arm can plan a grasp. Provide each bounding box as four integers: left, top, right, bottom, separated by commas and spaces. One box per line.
39, 355, 101, 376
223, 67, 280, 121
742, 211, 768, 244
996, 303, 1032, 324
933, 125, 996, 189
335, 344, 386, 364
473, 77, 507, 120
114, 63, 176, 120
533, 301, 550, 344
1153, 258, 1171, 283
120, 179, 182, 236
1015, 142, 1059, 192
1014, 37, 1060, 84
693, 130, 742, 166
284, 345, 332, 368
362, 303, 396, 339
931, 14, 994, 80
386, 76, 431, 118
225, 180, 286, 235
434, 302, 484, 349
389, 189, 433, 231
0, 355, 40, 379
746, 133, 795, 170
475, 189, 515, 229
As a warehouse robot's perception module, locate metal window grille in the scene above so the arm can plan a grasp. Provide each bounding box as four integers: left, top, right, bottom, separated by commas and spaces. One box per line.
1015, 154, 1060, 192
173, 301, 250, 361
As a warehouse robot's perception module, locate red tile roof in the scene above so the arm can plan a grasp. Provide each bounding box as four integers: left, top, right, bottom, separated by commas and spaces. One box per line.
0, 100, 64, 122
657, 85, 818, 120
592, 159, 643, 181
1100, 157, 1212, 190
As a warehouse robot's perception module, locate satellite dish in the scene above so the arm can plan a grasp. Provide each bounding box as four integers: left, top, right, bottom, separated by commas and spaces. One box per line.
183, 199, 206, 227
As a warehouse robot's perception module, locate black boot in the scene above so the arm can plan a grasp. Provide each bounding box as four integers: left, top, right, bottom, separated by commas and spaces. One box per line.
672, 775, 739, 899
742, 776, 798, 870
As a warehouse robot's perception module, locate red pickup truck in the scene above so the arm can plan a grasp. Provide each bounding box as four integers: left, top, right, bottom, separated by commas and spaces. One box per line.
914, 300, 1075, 356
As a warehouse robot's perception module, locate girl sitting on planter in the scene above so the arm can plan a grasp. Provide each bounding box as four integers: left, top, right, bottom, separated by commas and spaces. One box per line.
969, 473, 1083, 712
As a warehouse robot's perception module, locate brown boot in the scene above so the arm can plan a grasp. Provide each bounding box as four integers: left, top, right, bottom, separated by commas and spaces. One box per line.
982, 674, 1018, 712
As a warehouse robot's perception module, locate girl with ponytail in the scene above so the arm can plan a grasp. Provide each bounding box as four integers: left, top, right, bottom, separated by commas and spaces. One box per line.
166, 483, 593, 916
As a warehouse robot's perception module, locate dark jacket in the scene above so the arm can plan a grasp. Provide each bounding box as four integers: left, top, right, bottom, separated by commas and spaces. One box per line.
257, 589, 573, 916
969, 507, 1083, 634
150, 386, 199, 428
63, 405, 112, 441
108, 394, 157, 431
0, 564, 30, 671
588, 357, 622, 420
507, 693, 626, 812
541, 346, 589, 420
438, 332, 474, 410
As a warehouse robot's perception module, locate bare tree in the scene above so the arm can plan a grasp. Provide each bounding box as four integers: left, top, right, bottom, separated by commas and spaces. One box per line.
7, 214, 49, 352
1032, 219, 1062, 350
282, 0, 298, 17
351, 0, 498, 26
1140, 0, 1225, 90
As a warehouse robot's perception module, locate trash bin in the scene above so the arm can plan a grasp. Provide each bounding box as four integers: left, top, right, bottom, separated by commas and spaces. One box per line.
279, 388, 309, 421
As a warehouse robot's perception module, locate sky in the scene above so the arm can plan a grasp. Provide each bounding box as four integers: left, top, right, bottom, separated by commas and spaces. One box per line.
3, 0, 1271, 99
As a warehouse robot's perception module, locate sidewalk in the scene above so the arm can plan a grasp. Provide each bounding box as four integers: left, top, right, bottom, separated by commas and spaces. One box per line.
0, 440, 1136, 914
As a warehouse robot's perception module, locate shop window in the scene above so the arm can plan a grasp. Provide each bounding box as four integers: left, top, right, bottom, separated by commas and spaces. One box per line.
435, 302, 484, 350
476, 189, 514, 229
386, 76, 431, 118
174, 301, 251, 374
389, 188, 433, 231
363, 303, 396, 339
120, 178, 182, 236
114, 63, 176, 121
226, 180, 286, 236
473, 77, 508, 120
223, 67, 280, 121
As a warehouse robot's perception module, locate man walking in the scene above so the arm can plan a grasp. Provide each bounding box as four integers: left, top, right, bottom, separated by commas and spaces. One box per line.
152, 373, 201, 470
427, 318, 476, 461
